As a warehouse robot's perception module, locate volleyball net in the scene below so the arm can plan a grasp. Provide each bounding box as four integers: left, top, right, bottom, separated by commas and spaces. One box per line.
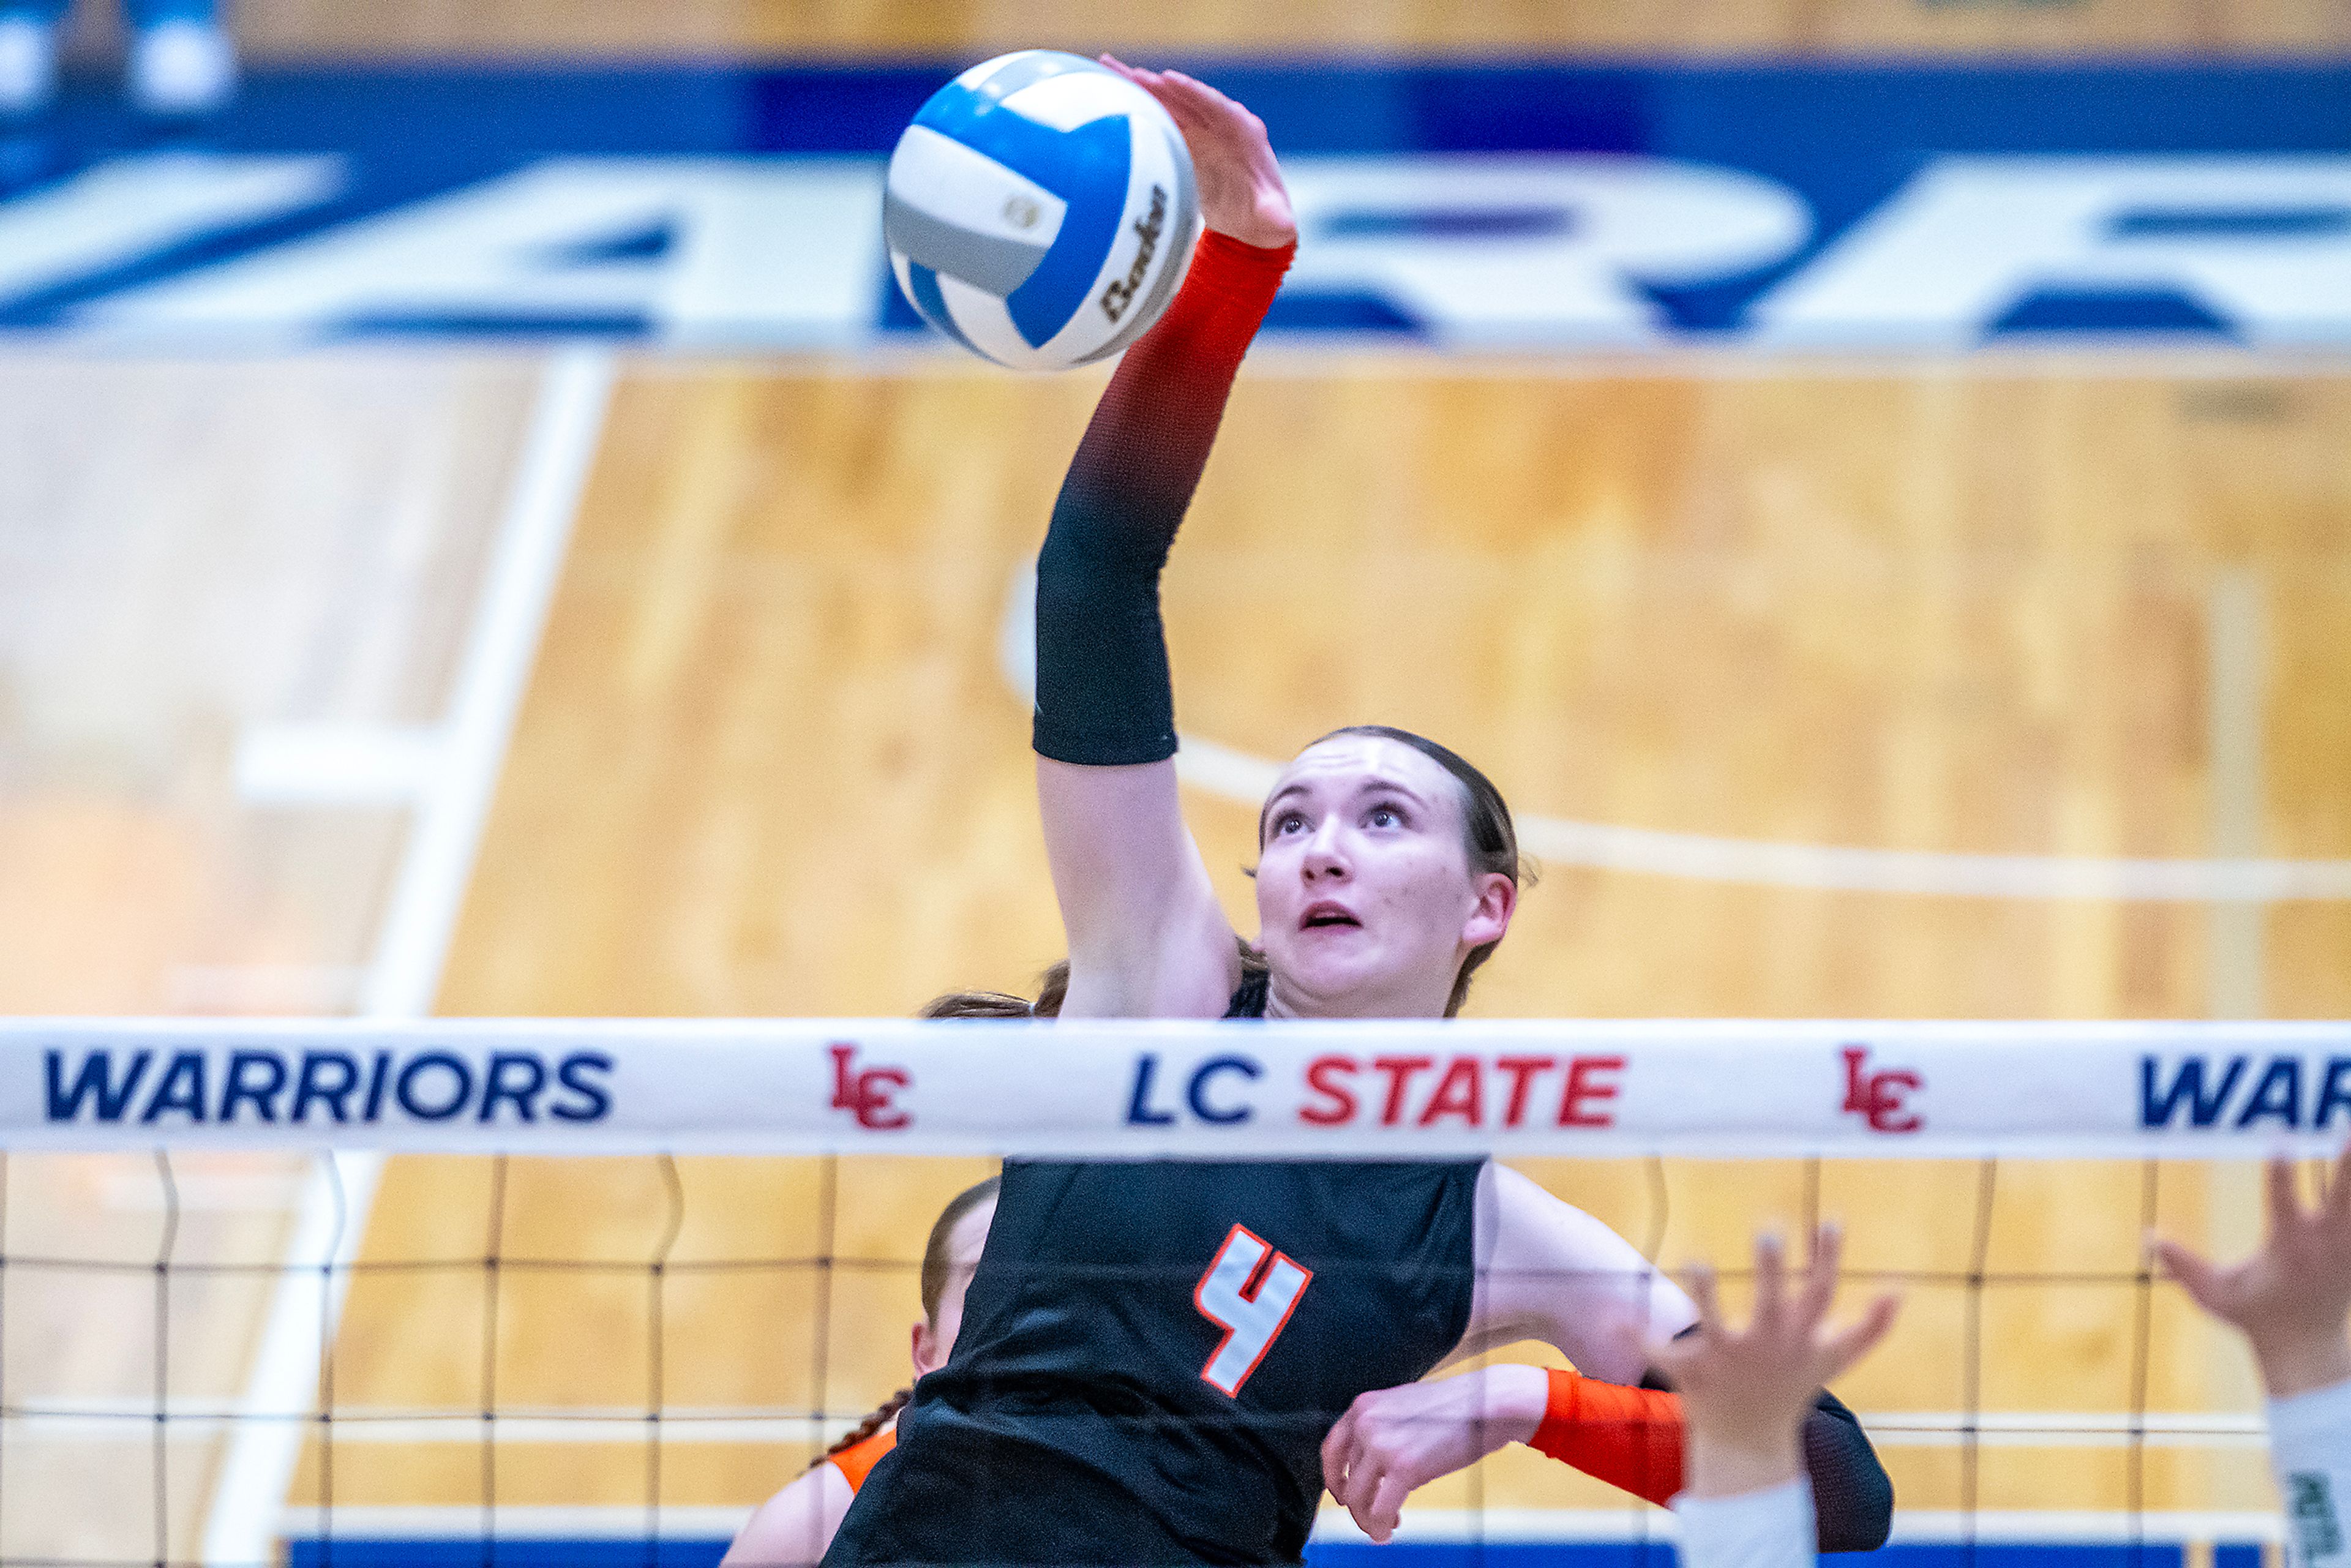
0, 1016, 2340, 1567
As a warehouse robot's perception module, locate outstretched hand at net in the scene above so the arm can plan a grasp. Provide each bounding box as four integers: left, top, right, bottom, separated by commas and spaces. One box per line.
1641, 1225, 1901, 1501
2153, 1146, 2351, 1400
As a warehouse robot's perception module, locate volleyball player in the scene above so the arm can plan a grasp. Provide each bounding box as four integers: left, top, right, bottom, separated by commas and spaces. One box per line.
1660, 1148, 2351, 1568
728, 985, 1041, 1566
724, 1176, 1000, 1567
823, 61, 1890, 1567
2157, 1150, 2351, 1568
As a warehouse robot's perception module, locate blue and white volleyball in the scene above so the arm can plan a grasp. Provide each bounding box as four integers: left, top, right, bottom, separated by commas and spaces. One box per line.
885, 51, 1200, 370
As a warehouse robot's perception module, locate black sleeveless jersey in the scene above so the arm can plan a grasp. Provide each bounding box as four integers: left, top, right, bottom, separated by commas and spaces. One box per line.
826, 975, 1483, 1566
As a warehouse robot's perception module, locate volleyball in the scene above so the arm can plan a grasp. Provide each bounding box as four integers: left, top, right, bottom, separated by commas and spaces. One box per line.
885, 51, 1200, 370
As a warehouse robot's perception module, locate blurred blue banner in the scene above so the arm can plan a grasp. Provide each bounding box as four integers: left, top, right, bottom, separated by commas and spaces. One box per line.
1, 62, 2345, 347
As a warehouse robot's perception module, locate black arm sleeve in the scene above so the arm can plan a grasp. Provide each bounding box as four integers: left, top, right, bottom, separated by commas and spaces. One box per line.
1030, 231, 1291, 766
1804, 1387, 1895, 1552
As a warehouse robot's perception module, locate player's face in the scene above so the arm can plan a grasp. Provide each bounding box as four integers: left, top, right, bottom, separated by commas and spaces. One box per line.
912, 1198, 996, 1376
1254, 736, 1513, 1018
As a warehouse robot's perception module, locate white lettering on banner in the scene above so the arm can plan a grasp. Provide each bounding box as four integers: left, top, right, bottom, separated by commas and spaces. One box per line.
87, 158, 884, 343
20, 152, 2350, 346
1753, 156, 2351, 347
7, 1020, 2351, 1156
0, 154, 342, 307
1280, 155, 1811, 346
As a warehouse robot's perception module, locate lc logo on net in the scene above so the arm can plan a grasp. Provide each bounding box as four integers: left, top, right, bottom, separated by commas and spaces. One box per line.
830, 1042, 912, 1130
1842, 1044, 1925, 1135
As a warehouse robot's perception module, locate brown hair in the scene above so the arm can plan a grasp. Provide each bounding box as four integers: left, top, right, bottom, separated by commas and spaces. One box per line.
917, 965, 1067, 1021
1260, 724, 1526, 1018
816, 1173, 1002, 1468
923, 940, 1275, 1024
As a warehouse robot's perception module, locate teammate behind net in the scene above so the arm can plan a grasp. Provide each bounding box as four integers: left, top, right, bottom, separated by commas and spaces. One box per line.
726, 1178, 1000, 1566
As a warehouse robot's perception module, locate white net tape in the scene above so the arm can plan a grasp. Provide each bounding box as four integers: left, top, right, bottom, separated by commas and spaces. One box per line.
4, 1018, 2347, 1156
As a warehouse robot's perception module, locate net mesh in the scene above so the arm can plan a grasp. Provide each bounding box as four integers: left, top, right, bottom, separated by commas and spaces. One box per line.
0, 1143, 2292, 1568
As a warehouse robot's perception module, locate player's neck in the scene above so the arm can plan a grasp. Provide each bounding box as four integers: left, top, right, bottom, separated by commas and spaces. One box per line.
1263, 969, 1452, 1021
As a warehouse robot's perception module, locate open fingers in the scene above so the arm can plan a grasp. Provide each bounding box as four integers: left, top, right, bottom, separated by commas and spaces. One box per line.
1798, 1223, 1844, 1327
1097, 55, 1203, 129
2150, 1235, 2229, 1317
1752, 1229, 1788, 1330
1096, 54, 1158, 90
1682, 1259, 1722, 1330
2268, 1157, 2304, 1234
1158, 68, 1232, 111
1819, 1292, 1902, 1384
2327, 1143, 2351, 1222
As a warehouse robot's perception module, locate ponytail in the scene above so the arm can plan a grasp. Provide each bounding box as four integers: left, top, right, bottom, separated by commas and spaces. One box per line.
918, 963, 1068, 1021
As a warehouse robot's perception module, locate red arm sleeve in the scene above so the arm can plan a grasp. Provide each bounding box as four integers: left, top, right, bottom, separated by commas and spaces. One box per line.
1528, 1368, 1686, 1507
1529, 1371, 1897, 1551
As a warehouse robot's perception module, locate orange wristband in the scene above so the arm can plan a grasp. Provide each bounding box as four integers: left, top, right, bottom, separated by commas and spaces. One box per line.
1526, 1368, 1685, 1507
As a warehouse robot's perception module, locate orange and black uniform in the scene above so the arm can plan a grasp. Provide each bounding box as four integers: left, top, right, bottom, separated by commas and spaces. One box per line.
829, 972, 1484, 1566
826, 231, 1889, 1564
828, 1428, 896, 1493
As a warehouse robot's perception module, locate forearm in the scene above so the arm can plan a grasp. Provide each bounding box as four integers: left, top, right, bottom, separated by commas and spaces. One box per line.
1526, 1371, 1892, 1551
1031, 231, 1291, 765
2271, 1376, 2351, 1568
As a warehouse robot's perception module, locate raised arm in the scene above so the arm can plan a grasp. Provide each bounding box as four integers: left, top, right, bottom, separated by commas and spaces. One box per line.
2154, 1147, 2351, 1568
1034, 62, 1297, 1018
1651, 1226, 1900, 1568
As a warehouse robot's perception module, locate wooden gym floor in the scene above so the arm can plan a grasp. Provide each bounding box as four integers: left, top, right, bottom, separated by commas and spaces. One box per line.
3, 349, 2347, 1558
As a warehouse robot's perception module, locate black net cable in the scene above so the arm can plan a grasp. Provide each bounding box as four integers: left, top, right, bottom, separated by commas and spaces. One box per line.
317, 1155, 351, 1568
1640, 1155, 1670, 1263
2128, 1160, 2160, 1568
480, 1155, 508, 1568
151, 1152, 179, 1568
0, 1252, 2201, 1287
803, 1156, 840, 1568
0, 1150, 2265, 1567
645, 1155, 684, 1568
1961, 1158, 1998, 1568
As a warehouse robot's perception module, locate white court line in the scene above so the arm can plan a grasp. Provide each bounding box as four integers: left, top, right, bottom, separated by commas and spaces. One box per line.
2207, 568, 2268, 1012
995, 558, 2351, 902
234, 723, 444, 805
200, 346, 615, 1568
